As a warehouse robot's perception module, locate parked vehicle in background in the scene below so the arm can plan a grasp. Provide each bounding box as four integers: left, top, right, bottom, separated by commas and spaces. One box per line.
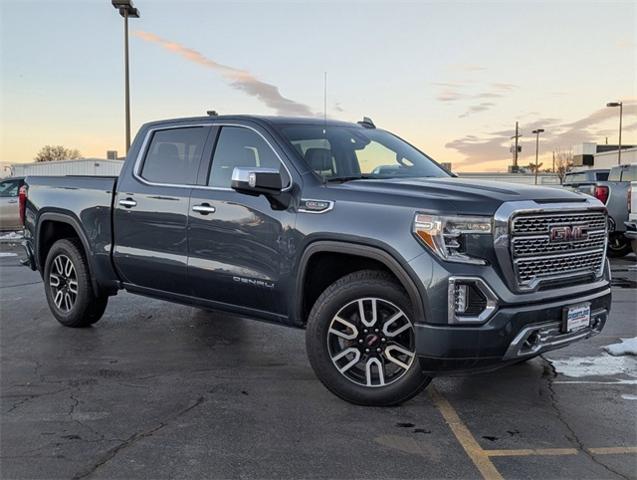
19, 115, 612, 406
562, 169, 609, 196
590, 163, 636, 257
0, 177, 25, 231
624, 181, 637, 253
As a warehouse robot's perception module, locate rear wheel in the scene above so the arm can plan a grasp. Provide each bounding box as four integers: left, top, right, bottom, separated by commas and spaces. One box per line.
306, 270, 431, 406
607, 234, 632, 258
44, 238, 108, 327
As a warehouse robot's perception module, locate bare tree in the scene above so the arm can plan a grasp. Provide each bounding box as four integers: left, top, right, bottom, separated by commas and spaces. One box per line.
553, 148, 574, 183
34, 145, 82, 162
524, 162, 544, 173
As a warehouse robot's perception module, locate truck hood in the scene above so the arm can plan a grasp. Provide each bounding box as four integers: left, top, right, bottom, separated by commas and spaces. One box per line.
332, 177, 590, 215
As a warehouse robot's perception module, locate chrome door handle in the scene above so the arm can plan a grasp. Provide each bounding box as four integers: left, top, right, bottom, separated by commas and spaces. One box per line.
7, 199, 17, 204
119, 198, 137, 208
192, 204, 216, 214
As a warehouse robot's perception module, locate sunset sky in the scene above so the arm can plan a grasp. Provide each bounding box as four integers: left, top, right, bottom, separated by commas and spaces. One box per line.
1, 0, 635, 172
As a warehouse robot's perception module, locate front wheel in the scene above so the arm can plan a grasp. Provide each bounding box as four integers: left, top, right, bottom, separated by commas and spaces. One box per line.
305, 270, 431, 406
607, 234, 633, 258
44, 238, 108, 327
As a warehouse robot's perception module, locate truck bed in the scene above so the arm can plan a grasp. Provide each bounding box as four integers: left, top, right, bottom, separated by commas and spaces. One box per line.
24, 175, 119, 289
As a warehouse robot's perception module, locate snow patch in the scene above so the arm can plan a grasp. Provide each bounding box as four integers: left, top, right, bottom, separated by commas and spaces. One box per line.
550, 353, 637, 379
621, 394, 637, 401
0, 252, 17, 257
0, 231, 23, 240
604, 337, 637, 357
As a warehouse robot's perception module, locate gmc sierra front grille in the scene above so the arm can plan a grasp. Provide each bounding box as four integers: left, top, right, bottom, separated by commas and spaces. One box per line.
510, 210, 607, 289
512, 230, 606, 257
512, 212, 607, 234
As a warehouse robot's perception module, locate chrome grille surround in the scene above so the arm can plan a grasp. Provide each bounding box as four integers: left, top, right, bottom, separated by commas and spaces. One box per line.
494, 199, 608, 292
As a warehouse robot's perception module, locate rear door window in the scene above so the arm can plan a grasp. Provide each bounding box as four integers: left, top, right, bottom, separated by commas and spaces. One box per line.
0, 179, 20, 197
140, 127, 210, 185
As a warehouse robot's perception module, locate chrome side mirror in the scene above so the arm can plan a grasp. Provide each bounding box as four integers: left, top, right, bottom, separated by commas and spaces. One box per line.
231, 167, 282, 196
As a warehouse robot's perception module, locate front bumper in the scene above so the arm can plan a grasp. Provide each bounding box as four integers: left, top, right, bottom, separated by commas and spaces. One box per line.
414, 286, 611, 375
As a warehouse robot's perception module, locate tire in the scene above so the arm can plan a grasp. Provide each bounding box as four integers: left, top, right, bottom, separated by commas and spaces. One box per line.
305, 270, 432, 406
43, 238, 108, 328
607, 234, 633, 258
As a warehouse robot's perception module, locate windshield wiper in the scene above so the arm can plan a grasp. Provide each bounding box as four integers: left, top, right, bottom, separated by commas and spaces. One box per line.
325, 175, 373, 183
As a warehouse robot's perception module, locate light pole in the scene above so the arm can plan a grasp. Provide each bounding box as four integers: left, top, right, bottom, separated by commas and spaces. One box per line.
112, 1, 140, 154
532, 128, 544, 185
606, 102, 623, 165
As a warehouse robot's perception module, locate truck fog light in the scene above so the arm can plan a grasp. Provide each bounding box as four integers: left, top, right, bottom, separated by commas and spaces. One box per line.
454, 284, 468, 314
448, 277, 498, 324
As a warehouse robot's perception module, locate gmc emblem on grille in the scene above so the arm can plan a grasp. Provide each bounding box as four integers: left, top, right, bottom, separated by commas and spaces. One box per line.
549, 225, 588, 242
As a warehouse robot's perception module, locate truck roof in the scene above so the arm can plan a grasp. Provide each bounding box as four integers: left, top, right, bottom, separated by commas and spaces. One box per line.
141, 114, 366, 130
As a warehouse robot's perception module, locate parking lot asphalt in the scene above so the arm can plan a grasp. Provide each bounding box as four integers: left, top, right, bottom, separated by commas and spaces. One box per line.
1, 241, 635, 480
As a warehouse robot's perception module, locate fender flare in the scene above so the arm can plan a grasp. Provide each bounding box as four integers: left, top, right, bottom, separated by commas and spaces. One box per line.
35, 211, 101, 295
294, 240, 425, 324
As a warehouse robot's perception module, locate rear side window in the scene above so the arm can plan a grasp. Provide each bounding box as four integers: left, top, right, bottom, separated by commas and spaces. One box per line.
621, 165, 637, 182
208, 126, 289, 188
608, 167, 622, 181
140, 127, 209, 185
564, 172, 587, 183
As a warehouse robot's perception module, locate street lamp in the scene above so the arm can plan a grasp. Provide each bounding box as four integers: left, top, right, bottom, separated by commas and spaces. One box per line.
112, 0, 140, 154
532, 128, 545, 185
606, 101, 623, 165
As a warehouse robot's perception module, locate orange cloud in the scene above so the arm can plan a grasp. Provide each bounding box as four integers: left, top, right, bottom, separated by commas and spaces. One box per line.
134, 31, 314, 116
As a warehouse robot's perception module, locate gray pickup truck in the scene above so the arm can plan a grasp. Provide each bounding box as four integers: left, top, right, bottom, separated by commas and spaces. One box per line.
562, 169, 609, 195
20, 115, 612, 406
587, 164, 636, 257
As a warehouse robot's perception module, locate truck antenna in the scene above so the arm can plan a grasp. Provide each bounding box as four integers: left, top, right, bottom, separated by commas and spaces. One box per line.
323, 72, 327, 129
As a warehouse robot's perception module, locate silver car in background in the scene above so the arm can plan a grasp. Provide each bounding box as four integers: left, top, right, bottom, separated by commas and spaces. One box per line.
0, 177, 25, 231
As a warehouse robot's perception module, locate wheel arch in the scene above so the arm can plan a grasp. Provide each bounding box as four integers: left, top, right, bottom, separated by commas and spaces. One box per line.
36, 211, 101, 295
294, 240, 425, 325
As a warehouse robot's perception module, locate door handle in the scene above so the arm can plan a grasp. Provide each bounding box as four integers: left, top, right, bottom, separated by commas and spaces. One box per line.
192, 203, 216, 214
119, 198, 137, 208
7, 199, 17, 204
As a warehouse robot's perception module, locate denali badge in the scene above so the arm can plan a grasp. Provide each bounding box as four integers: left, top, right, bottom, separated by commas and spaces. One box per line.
233, 276, 275, 288
549, 225, 588, 242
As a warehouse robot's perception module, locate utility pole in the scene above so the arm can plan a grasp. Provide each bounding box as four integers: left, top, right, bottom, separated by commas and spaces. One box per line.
606, 102, 623, 165
510, 122, 522, 172
552, 150, 555, 173
532, 129, 545, 185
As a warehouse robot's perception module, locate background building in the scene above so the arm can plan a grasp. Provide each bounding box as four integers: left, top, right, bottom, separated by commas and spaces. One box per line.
10, 158, 123, 177
593, 147, 637, 168
573, 143, 635, 167
459, 172, 561, 185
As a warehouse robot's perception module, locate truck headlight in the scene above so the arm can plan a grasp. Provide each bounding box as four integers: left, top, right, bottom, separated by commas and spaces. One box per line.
413, 214, 492, 265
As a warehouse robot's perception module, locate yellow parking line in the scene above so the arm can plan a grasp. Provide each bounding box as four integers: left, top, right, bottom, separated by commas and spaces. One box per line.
484, 448, 579, 457
428, 387, 637, 480
588, 447, 637, 455
485, 447, 637, 457
428, 387, 504, 480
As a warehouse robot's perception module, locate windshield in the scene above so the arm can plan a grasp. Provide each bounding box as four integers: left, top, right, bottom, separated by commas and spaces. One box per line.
278, 125, 450, 181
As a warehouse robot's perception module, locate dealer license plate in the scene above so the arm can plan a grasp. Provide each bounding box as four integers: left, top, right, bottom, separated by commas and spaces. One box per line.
563, 303, 591, 333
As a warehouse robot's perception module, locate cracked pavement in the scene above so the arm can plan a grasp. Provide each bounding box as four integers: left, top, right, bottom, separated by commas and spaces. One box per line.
1, 243, 635, 479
